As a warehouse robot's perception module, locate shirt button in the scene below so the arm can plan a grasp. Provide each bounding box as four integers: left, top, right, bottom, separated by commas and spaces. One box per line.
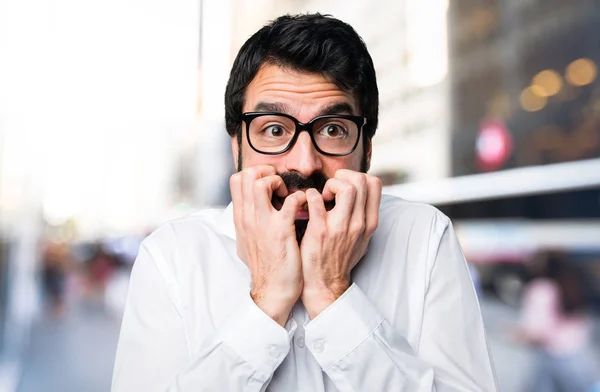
296, 335, 305, 349
268, 346, 281, 358
313, 340, 325, 353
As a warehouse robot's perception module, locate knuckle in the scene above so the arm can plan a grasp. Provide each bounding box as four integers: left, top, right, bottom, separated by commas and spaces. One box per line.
254, 165, 275, 178
283, 200, 297, 212
373, 214, 380, 227
314, 225, 327, 238
230, 173, 241, 187
281, 201, 297, 214
345, 183, 357, 196
369, 175, 382, 189
351, 222, 365, 236
365, 221, 377, 235
253, 178, 266, 192
245, 167, 258, 178
337, 168, 351, 177
287, 192, 300, 203
307, 190, 321, 203
274, 176, 284, 189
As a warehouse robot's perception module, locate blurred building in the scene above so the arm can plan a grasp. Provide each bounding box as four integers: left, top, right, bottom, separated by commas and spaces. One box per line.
277, 0, 451, 184
380, 0, 600, 308
0, 1, 202, 387
449, 0, 600, 176
1, 0, 202, 239
439, 0, 600, 216
276, 0, 451, 184
193, 0, 452, 197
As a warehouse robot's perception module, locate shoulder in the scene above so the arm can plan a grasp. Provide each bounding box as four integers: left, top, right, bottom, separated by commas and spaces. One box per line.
139, 207, 227, 272
378, 194, 450, 239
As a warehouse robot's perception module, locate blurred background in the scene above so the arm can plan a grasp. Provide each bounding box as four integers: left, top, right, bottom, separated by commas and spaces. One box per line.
0, 0, 599, 391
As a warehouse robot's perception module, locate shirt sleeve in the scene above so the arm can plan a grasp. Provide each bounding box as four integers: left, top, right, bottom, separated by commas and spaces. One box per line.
303, 216, 498, 392
111, 241, 297, 392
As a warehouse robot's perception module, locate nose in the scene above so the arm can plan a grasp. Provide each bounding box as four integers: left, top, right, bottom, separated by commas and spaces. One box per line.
284, 131, 323, 177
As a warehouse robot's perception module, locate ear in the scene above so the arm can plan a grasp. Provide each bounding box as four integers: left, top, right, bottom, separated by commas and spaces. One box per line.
231, 134, 239, 169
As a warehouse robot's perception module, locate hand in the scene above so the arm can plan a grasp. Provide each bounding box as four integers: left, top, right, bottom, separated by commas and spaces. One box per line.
230, 165, 307, 326
300, 169, 382, 318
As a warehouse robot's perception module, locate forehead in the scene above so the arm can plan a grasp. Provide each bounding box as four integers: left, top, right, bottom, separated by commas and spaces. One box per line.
243, 64, 357, 117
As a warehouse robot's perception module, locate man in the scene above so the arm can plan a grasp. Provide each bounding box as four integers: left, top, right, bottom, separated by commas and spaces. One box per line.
112, 13, 497, 391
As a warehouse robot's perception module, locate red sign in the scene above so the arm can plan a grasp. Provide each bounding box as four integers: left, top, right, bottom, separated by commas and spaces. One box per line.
475, 118, 513, 171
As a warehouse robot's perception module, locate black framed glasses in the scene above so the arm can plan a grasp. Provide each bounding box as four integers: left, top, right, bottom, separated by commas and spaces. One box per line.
240, 112, 367, 156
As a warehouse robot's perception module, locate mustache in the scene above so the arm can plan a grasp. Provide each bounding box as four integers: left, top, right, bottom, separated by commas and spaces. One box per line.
274, 171, 335, 211
279, 171, 328, 193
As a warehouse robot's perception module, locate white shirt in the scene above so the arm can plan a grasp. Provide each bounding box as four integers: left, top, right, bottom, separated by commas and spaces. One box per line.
112, 195, 498, 391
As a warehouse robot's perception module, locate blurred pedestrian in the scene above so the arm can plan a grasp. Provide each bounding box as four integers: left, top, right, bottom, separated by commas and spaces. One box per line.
84, 243, 117, 300
40, 240, 70, 318
514, 251, 597, 392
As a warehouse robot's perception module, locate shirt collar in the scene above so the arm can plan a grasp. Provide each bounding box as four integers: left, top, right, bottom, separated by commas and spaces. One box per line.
219, 202, 236, 240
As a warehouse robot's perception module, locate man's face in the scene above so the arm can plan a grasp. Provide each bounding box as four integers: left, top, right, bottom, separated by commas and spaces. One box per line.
231, 64, 371, 241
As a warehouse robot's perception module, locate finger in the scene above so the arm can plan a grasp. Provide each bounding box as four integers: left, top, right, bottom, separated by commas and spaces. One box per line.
305, 188, 327, 225
229, 173, 246, 259
334, 169, 368, 224
253, 175, 289, 215
364, 175, 382, 236
241, 166, 277, 222
244, 164, 279, 177
279, 191, 307, 223
229, 173, 244, 227
321, 181, 335, 203
241, 165, 277, 196
322, 178, 356, 226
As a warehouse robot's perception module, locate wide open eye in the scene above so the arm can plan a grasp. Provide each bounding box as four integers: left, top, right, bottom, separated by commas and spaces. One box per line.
262, 124, 287, 138
317, 123, 348, 138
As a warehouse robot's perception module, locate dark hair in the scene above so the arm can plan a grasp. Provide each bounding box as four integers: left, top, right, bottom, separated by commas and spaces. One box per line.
224, 13, 379, 143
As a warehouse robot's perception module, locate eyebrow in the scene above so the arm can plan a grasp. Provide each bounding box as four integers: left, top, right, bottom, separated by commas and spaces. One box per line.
317, 102, 355, 116
252, 101, 356, 116
252, 102, 291, 113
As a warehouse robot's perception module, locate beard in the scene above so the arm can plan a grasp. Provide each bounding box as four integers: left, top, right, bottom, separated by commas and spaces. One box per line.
277, 171, 332, 244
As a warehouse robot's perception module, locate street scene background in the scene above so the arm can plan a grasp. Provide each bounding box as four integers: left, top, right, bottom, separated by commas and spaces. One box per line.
0, 0, 599, 391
